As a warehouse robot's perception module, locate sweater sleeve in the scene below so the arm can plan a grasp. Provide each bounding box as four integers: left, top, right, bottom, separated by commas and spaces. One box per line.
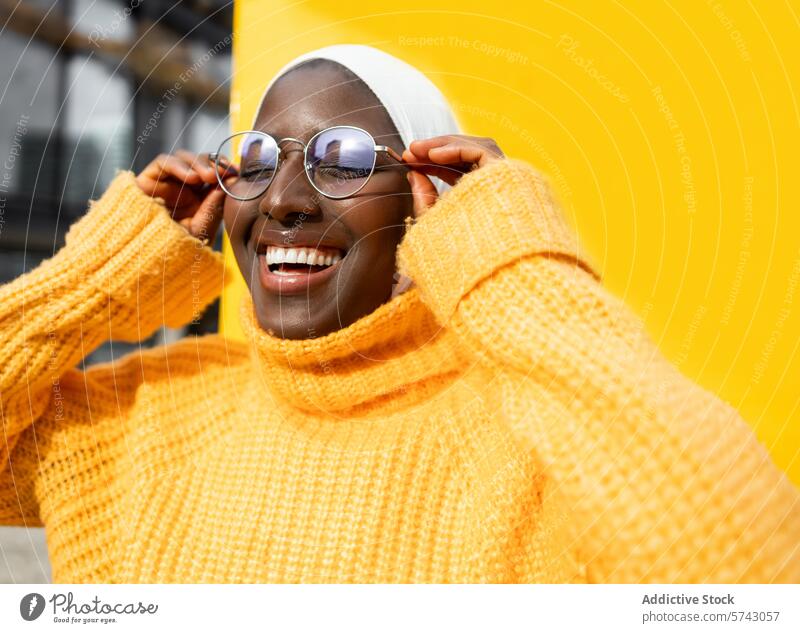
0, 170, 227, 523
397, 158, 800, 583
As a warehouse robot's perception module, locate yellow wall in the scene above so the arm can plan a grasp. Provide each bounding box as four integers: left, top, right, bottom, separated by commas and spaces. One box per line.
223, 0, 800, 484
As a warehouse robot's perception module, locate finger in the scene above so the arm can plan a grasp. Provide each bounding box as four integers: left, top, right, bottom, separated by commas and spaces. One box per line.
401, 149, 466, 186
407, 142, 497, 186
406, 137, 503, 171
407, 170, 438, 218
188, 187, 226, 242
151, 155, 204, 186
147, 179, 203, 212
145, 185, 203, 223
214, 154, 239, 177
402, 157, 468, 185
411, 163, 470, 186
407, 136, 460, 157
428, 143, 486, 165
176, 150, 218, 184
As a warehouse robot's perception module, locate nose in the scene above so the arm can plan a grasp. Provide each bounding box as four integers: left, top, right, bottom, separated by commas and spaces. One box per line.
257, 147, 320, 223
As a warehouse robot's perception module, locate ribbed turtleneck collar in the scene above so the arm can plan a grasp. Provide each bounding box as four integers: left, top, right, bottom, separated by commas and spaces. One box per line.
238, 289, 462, 415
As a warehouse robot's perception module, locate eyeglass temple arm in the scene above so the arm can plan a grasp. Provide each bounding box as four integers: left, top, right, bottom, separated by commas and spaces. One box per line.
208, 152, 237, 171
375, 145, 404, 163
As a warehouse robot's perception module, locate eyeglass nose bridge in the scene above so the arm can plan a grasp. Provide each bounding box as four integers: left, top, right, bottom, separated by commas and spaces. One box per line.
274, 138, 315, 184
276, 137, 307, 157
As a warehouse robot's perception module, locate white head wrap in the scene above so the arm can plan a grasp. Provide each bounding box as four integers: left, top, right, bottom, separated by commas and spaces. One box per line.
253, 44, 461, 195
253, 44, 460, 297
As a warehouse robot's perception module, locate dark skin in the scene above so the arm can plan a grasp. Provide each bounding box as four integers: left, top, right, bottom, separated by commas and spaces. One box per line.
135, 61, 504, 339
225, 62, 411, 338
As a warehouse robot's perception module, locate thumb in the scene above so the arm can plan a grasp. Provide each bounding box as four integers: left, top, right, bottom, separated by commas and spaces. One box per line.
407, 170, 438, 219
188, 187, 225, 244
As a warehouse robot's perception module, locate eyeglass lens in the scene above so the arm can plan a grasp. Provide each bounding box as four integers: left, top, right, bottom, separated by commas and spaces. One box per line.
216, 127, 378, 200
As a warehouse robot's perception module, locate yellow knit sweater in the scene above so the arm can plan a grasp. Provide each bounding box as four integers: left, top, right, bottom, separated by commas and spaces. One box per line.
1, 159, 798, 583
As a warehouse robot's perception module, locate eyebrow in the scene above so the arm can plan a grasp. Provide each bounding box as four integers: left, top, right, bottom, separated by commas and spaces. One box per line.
255, 125, 396, 142
252, 125, 330, 142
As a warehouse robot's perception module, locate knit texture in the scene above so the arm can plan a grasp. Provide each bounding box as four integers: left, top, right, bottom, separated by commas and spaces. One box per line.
1, 162, 798, 583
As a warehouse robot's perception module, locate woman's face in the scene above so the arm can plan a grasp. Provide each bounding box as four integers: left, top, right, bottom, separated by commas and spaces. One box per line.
223, 62, 412, 339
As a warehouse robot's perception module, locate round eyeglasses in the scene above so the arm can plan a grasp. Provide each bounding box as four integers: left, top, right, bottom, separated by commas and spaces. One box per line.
208, 125, 406, 201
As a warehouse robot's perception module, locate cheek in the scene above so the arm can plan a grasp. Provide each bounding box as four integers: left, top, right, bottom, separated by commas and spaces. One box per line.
222, 198, 240, 237
222, 199, 255, 251
222, 199, 257, 277
346, 176, 412, 239
344, 199, 408, 270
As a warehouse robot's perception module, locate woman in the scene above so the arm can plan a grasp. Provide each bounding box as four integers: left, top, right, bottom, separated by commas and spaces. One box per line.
1, 45, 798, 583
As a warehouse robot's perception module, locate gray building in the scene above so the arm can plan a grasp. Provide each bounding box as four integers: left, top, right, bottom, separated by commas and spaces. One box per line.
0, 0, 233, 583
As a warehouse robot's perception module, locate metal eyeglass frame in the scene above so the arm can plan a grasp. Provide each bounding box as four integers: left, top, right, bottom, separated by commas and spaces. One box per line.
208, 125, 406, 201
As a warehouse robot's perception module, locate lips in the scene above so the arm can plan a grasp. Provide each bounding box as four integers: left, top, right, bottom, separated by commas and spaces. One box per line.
257, 254, 343, 295
254, 240, 348, 295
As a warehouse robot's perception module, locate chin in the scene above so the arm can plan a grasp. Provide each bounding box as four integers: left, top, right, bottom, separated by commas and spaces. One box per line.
244, 252, 396, 339
251, 289, 345, 340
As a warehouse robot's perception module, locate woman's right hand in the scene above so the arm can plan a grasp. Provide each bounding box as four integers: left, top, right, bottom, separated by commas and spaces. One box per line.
135, 151, 236, 243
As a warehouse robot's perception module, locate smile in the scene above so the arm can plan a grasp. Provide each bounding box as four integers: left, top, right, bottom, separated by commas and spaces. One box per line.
265, 245, 343, 272
256, 245, 346, 295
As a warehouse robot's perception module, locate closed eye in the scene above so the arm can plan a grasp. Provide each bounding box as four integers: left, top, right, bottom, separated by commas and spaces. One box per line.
240, 162, 275, 180
317, 165, 370, 180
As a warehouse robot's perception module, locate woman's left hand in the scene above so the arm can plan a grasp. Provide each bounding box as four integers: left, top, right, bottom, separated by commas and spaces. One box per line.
402, 135, 505, 218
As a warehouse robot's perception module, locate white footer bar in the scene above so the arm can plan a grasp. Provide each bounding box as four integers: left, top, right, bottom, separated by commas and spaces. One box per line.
1, 584, 798, 632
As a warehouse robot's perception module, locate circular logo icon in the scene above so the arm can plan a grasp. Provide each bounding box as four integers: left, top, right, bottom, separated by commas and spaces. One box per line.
20, 593, 46, 621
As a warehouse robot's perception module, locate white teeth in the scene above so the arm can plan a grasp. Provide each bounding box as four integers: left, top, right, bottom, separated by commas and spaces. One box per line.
263, 245, 343, 268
